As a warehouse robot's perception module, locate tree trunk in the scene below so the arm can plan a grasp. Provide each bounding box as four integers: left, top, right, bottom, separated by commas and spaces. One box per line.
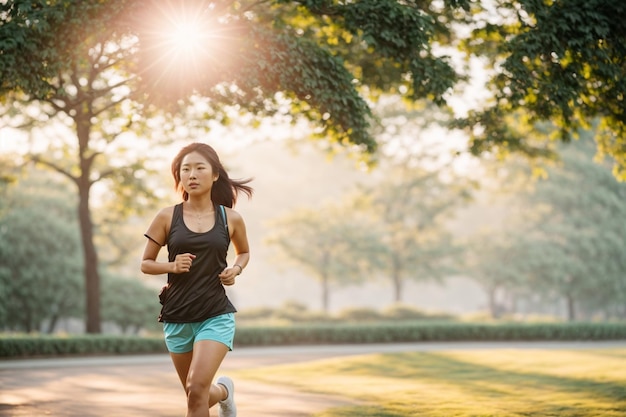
46, 314, 59, 334
487, 286, 498, 319
565, 293, 576, 322
321, 271, 329, 313
16, 293, 34, 332
76, 119, 101, 334
392, 258, 403, 303
507, 291, 518, 315
79, 183, 101, 333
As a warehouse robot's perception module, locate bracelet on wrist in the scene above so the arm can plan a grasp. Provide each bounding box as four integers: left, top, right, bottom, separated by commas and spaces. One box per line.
233, 264, 243, 275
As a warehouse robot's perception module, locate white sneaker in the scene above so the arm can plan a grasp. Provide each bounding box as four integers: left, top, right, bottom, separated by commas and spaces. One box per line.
217, 376, 236, 417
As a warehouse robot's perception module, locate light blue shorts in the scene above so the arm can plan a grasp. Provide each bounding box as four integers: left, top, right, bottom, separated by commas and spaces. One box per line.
163, 313, 235, 353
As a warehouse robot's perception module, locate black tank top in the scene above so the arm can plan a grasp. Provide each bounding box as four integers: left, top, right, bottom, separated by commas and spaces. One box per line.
159, 203, 236, 323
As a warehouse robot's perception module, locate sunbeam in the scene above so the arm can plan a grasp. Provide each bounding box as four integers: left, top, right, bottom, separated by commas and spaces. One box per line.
136, 0, 237, 98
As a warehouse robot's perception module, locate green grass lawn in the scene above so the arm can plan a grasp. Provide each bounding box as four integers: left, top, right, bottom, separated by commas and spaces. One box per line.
234, 348, 626, 416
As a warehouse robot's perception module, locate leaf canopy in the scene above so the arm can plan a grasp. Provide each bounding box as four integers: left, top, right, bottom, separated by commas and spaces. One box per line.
457, 0, 626, 178
1, 0, 472, 154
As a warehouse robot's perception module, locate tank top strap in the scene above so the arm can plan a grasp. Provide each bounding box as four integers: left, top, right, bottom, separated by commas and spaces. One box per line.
172, 203, 184, 228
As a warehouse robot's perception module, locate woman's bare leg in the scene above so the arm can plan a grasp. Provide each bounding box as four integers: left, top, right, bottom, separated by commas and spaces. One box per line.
170, 340, 229, 416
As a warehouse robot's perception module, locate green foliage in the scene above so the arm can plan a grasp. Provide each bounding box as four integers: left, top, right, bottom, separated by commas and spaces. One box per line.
458, 0, 626, 178
382, 304, 454, 321
315, 0, 457, 102
2, 322, 625, 357
518, 135, 626, 319
0, 0, 129, 98
0, 167, 159, 334
235, 301, 336, 324
236, 303, 454, 325
465, 132, 626, 321
218, 24, 375, 152
266, 200, 381, 311
462, 229, 525, 319
0, 334, 167, 358
0, 155, 19, 189
4, 0, 625, 333
235, 306, 277, 322
233, 322, 626, 347
0, 171, 84, 332
1, 0, 165, 333
100, 275, 161, 334
267, 104, 475, 304
337, 304, 455, 322
336, 307, 384, 322
0, 0, 475, 332
353, 163, 472, 302
0, 0, 474, 153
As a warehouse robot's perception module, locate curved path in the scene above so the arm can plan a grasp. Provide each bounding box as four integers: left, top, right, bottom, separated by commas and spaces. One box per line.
1, 341, 624, 416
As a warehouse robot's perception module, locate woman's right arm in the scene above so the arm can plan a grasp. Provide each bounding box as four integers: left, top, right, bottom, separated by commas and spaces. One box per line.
141, 207, 174, 275
141, 206, 196, 275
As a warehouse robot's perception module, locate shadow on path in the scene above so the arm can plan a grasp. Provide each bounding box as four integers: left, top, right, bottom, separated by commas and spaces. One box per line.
1, 341, 624, 416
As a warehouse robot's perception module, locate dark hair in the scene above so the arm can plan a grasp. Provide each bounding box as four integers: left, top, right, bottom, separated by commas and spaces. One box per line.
171, 142, 253, 207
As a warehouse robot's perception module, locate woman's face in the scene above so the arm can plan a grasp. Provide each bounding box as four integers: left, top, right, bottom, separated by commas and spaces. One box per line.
180, 151, 217, 196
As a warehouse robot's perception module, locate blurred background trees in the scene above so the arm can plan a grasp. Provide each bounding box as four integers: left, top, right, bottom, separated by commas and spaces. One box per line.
0, 0, 474, 332
513, 134, 626, 320
0, 170, 83, 332
266, 201, 377, 312
456, 0, 626, 179
0, 166, 160, 333
1, 0, 625, 332
462, 131, 626, 321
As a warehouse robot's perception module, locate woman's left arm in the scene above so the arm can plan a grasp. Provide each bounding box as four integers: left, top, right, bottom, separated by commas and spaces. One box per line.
219, 208, 250, 285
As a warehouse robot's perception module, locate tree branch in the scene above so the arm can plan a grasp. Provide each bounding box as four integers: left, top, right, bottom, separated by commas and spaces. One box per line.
45, 95, 69, 114
241, 0, 272, 15
295, 1, 341, 16
92, 168, 117, 184
88, 42, 107, 86
29, 154, 78, 186
91, 93, 132, 117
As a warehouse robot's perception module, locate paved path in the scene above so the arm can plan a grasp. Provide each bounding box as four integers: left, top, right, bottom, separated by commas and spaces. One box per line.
1, 341, 624, 416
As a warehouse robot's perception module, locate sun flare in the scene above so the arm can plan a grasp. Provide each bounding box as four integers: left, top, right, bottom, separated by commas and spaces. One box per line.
138, 1, 223, 85
162, 15, 209, 58
137, 0, 239, 97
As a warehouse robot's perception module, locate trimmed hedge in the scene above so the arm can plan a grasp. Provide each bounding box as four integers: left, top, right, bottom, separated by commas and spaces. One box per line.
0, 335, 168, 358
1, 322, 625, 358
233, 321, 626, 347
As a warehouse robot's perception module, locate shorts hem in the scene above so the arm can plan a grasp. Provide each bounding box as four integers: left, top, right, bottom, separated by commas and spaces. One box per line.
163, 313, 235, 353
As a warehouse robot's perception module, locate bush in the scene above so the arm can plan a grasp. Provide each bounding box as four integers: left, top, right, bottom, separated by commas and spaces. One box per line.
235, 303, 456, 324
235, 306, 276, 321
0, 334, 167, 358
382, 304, 455, 321
232, 321, 626, 348
3, 322, 625, 358
336, 307, 383, 322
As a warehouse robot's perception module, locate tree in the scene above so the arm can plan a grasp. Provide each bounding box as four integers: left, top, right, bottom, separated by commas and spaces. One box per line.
0, 1, 165, 333
1, 0, 474, 332
459, 155, 543, 319
350, 95, 474, 303
356, 162, 471, 303
466, 133, 626, 321
463, 230, 523, 319
518, 135, 626, 320
266, 202, 378, 312
101, 274, 160, 334
0, 169, 84, 333
457, 0, 626, 179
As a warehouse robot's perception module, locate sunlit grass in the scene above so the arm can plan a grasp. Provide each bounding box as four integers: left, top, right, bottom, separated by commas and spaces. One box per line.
233, 348, 626, 416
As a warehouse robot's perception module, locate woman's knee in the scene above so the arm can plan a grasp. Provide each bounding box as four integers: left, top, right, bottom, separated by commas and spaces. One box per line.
185, 380, 210, 409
